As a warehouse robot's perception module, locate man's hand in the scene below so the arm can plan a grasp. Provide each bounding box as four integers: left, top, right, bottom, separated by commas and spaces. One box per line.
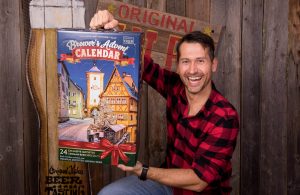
117, 161, 143, 177
90, 10, 119, 30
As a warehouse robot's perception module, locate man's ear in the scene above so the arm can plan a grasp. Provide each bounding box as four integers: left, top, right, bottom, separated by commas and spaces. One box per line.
212, 58, 218, 72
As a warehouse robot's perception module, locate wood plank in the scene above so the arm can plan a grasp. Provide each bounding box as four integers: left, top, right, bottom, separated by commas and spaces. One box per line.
186, 0, 210, 22
0, 0, 25, 194
29, 0, 85, 28
22, 0, 39, 194
166, 0, 185, 16
122, 0, 146, 7
210, 0, 241, 194
240, 0, 263, 195
260, 0, 289, 194
287, 0, 300, 194
27, 29, 48, 194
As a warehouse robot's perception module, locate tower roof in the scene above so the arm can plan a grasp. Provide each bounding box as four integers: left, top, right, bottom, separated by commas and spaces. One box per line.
88, 65, 101, 72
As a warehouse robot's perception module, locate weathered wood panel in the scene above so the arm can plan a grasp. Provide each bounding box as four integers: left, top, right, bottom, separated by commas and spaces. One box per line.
166, 0, 186, 16
260, 0, 289, 194
287, 0, 300, 194
240, 0, 263, 194
210, 0, 241, 194
21, 0, 40, 194
27, 29, 48, 193
0, 0, 25, 194
186, 0, 210, 22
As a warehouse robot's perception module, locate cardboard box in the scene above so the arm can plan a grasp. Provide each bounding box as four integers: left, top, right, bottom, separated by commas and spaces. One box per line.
57, 29, 142, 166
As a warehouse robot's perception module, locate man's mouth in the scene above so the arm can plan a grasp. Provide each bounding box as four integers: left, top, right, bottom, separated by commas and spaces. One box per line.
187, 76, 202, 81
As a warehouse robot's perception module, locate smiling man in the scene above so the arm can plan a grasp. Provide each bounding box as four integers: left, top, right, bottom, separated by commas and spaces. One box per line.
90, 10, 239, 195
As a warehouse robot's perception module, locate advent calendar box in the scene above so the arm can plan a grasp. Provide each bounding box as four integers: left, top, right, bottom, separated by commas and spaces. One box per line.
57, 29, 143, 166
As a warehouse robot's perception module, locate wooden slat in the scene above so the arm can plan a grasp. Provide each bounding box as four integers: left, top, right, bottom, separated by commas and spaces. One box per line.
287, 1, 300, 194
186, 0, 210, 22
27, 29, 48, 193
241, 0, 262, 191
240, 0, 263, 194
210, 0, 241, 194
260, 0, 289, 194
122, 0, 146, 7
0, 0, 25, 194
22, 0, 40, 194
166, 0, 185, 16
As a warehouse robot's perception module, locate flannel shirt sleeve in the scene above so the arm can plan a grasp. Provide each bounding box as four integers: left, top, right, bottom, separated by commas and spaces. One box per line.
192, 114, 239, 184
142, 55, 174, 99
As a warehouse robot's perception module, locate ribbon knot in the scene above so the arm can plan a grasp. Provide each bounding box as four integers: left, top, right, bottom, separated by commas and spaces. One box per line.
100, 139, 135, 166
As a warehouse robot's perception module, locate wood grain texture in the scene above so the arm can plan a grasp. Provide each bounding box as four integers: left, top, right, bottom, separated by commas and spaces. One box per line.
0, 0, 25, 194
186, 0, 210, 22
287, 1, 300, 194
27, 29, 48, 193
260, 0, 289, 194
210, 0, 241, 194
240, 0, 263, 194
22, 0, 39, 194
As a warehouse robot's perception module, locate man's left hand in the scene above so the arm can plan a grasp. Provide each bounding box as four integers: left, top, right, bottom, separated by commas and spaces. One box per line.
117, 161, 143, 177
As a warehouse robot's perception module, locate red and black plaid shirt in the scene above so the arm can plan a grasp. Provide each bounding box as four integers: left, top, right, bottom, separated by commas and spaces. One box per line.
143, 56, 239, 195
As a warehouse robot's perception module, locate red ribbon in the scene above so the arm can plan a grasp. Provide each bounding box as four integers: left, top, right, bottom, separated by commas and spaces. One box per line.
59, 140, 136, 165
100, 139, 135, 165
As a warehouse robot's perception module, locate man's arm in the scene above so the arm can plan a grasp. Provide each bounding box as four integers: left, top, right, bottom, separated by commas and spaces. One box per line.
118, 161, 208, 192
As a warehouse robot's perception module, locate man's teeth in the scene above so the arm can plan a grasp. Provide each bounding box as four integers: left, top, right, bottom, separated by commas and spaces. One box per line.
188, 76, 202, 81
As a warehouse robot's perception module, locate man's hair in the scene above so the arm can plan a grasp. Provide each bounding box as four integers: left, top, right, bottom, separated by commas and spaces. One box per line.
176, 31, 215, 62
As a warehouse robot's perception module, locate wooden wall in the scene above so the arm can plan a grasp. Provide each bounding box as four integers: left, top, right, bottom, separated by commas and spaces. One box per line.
0, 0, 299, 195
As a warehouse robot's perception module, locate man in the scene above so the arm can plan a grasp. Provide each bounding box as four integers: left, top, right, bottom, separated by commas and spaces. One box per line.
90, 10, 239, 195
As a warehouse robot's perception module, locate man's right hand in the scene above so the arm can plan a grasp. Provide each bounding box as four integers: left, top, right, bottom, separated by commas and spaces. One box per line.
89, 10, 119, 30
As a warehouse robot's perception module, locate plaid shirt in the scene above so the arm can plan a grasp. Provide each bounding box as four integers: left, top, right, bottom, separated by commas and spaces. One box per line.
143, 56, 239, 195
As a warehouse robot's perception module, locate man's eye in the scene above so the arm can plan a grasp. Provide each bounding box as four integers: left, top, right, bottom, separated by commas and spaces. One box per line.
196, 59, 205, 64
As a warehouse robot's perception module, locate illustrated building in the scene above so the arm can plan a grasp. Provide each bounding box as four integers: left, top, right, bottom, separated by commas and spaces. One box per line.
86, 63, 104, 116
100, 66, 138, 143
103, 124, 127, 144
57, 61, 70, 122
68, 79, 85, 119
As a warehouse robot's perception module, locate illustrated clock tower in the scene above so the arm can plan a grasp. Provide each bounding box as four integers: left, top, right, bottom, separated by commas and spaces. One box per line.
86, 62, 104, 116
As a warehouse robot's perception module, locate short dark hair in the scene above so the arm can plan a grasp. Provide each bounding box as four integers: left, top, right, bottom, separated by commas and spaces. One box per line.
176, 31, 215, 62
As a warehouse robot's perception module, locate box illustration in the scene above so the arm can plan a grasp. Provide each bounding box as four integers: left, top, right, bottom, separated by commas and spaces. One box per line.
57, 29, 142, 166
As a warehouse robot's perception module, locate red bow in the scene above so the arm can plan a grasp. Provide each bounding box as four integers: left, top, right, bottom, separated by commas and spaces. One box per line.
100, 139, 135, 166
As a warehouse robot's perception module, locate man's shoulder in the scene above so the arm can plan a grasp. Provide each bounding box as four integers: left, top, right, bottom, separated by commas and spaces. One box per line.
209, 90, 239, 119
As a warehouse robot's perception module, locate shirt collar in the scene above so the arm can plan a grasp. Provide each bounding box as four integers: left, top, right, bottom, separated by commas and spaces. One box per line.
178, 81, 218, 118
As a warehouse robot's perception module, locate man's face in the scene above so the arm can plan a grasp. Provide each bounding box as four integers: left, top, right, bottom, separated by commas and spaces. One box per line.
176, 42, 217, 96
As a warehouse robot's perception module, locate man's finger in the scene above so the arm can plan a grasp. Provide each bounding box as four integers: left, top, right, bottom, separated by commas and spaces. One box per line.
104, 19, 119, 29
117, 164, 133, 172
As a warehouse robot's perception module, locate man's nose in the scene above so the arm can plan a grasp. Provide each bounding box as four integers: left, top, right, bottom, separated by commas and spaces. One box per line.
188, 61, 197, 73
